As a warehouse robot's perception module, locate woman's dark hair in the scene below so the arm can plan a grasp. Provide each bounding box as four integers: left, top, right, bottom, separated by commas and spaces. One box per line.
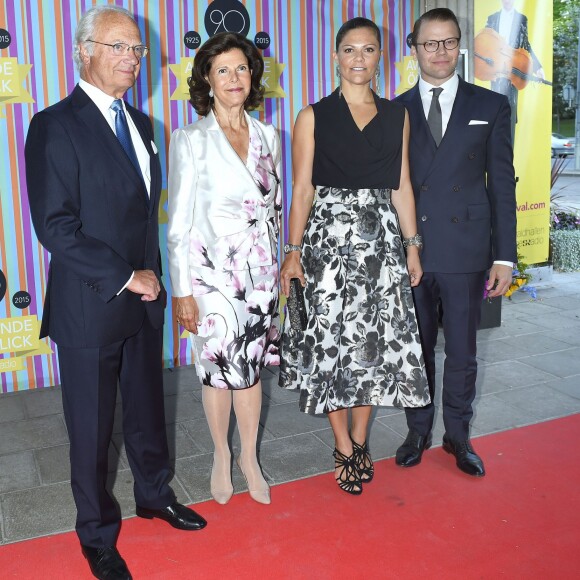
188, 32, 264, 116
411, 8, 461, 46
335, 17, 381, 51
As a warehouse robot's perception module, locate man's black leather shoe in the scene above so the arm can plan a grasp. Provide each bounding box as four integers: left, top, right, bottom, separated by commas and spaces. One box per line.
136, 501, 207, 531
442, 434, 486, 477
81, 545, 132, 580
395, 430, 433, 467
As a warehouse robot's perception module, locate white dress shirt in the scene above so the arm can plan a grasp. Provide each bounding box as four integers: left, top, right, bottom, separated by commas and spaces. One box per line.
418, 72, 459, 137
498, 8, 515, 42
79, 79, 150, 197
418, 72, 513, 269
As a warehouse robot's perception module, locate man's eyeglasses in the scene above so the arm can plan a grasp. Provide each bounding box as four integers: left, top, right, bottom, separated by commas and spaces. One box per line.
416, 37, 460, 52
86, 40, 149, 59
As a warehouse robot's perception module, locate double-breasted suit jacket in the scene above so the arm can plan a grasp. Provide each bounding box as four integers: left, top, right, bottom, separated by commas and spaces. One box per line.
25, 84, 165, 348
395, 77, 517, 441
396, 77, 517, 273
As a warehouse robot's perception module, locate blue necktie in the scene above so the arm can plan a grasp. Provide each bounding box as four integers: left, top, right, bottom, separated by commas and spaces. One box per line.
110, 99, 144, 181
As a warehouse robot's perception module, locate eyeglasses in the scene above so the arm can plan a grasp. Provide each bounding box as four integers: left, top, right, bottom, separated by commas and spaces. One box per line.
86, 40, 149, 59
416, 37, 460, 52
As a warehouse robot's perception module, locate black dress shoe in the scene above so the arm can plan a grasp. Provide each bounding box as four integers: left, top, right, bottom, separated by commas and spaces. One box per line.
136, 501, 207, 531
442, 434, 486, 477
81, 545, 132, 580
395, 430, 433, 467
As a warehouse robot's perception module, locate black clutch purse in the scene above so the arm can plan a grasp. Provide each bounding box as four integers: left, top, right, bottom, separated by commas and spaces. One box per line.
287, 278, 307, 331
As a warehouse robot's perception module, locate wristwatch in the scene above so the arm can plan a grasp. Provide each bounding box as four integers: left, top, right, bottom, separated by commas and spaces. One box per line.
284, 243, 302, 254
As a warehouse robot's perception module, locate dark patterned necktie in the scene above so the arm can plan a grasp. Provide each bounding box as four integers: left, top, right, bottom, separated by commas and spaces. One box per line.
110, 99, 143, 179
427, 87, 443, 147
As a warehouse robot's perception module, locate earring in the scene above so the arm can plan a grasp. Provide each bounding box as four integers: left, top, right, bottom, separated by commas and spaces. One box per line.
336, 66, 342, 97
209, 88, 214, 98
336, 65, 341, 78
374, 67, 381, 97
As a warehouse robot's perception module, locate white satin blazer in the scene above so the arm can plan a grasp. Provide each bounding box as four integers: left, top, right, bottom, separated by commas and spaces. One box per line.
167, 110, 281, 298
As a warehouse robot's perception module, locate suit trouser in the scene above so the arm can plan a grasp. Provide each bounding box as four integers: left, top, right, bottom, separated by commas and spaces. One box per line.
404, 271, 487, 441
58, 315, 175, 547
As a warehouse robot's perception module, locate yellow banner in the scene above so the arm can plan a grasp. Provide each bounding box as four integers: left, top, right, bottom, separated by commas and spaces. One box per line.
0, 315, 40, 354
0, 58, 34, 104
474, 0, 552, 263
0, 357, 25, 373
169, 57, 285, 100
394, 56, 419, 95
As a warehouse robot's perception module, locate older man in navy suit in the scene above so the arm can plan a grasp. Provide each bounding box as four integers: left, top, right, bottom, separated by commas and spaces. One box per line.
395, 8, 516, 477
25, 5, 205, 579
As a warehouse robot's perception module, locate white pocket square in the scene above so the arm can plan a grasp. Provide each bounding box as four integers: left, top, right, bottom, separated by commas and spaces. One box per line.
151, 141, 158, 154
468, 120, 488, 125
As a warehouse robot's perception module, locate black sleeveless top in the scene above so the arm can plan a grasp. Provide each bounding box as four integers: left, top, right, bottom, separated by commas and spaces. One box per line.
311, 88, 405, 190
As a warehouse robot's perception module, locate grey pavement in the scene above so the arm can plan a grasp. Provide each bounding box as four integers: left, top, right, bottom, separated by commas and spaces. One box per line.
1, 272, 580, 545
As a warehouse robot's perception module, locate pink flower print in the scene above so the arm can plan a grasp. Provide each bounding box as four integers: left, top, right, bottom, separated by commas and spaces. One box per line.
222, 365, 245, 389
209, 373, 229, 389
191, 275, 217, 297
201, 337, 227, 363
241, 197, 260, 225
198, 314, 217, 338
189, 229, 215, 269
255, 154, 273, 191
247, 337, 265, 362
264, 347, 280, 366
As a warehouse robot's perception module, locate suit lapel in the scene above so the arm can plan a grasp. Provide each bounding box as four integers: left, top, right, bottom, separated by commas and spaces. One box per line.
407, 85, 437, 153
206, 110, 266, 194
72, 87, 139, 185
126, 105, 159, 216
72, 86, 151, 212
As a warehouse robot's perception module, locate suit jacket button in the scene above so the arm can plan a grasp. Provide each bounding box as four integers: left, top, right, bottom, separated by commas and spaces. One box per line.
421, 185, 428, 191
451, 217, 459, 223
421, 215, 428, 222
452, 185, 460, 192
468, 152, 476, 159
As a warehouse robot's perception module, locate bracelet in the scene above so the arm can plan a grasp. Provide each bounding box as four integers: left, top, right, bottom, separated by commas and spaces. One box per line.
403, 234, 423, 249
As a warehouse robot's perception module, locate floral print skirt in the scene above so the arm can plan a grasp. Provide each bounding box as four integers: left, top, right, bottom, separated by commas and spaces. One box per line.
279, 186, 430, 415
189, 264, 280, 389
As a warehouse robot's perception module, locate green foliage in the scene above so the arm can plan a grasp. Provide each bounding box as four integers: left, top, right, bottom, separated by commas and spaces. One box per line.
550, 230, 580, 271
553, 0, 580, 121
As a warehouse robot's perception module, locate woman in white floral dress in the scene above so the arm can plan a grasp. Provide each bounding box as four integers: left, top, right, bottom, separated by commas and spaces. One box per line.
167, 33, 281, 505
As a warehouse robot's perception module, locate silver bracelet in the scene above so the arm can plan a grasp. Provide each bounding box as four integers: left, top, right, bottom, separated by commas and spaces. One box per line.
403, 234, 423, 249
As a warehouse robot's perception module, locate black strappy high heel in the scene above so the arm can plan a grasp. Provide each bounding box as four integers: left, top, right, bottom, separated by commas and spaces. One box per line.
351, 438, 374, 483
332, 448, 363, 495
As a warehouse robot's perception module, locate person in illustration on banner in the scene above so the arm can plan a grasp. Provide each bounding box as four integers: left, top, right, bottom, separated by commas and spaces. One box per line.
395, 8, 517, 477
483, 0, 545, 144
278, 17, 430, 495
167, 33, 281, 506
24, 6, 206, 580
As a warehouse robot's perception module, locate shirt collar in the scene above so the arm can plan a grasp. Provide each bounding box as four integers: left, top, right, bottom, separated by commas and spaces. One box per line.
78, 78, 124, 117
418, 71, 459, 99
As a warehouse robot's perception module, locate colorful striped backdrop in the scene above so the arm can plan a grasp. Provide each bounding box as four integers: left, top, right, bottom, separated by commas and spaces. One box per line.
0, 0, 418, 393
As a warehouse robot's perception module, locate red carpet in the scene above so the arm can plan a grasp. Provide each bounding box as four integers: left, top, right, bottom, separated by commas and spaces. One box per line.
1, 415, 579, 579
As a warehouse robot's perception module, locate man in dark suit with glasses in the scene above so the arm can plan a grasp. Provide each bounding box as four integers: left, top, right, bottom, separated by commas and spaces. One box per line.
25, 5, 206, 579
395, 8, 516, 478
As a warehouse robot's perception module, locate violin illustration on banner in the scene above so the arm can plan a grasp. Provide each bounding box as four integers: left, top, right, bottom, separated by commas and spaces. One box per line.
474, 28, 552, 89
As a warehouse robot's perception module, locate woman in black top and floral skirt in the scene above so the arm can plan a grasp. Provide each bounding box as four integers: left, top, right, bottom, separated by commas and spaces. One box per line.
279, 17, 429, 494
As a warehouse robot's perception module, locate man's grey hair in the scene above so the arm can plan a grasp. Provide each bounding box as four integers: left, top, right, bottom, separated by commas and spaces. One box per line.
73, 5, 136, 71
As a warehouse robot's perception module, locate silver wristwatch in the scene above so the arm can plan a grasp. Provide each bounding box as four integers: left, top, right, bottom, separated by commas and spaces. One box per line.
284, 243, 302, 254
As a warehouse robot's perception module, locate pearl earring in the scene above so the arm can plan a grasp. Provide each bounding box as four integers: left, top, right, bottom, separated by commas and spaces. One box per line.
209, 88, 214, 98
